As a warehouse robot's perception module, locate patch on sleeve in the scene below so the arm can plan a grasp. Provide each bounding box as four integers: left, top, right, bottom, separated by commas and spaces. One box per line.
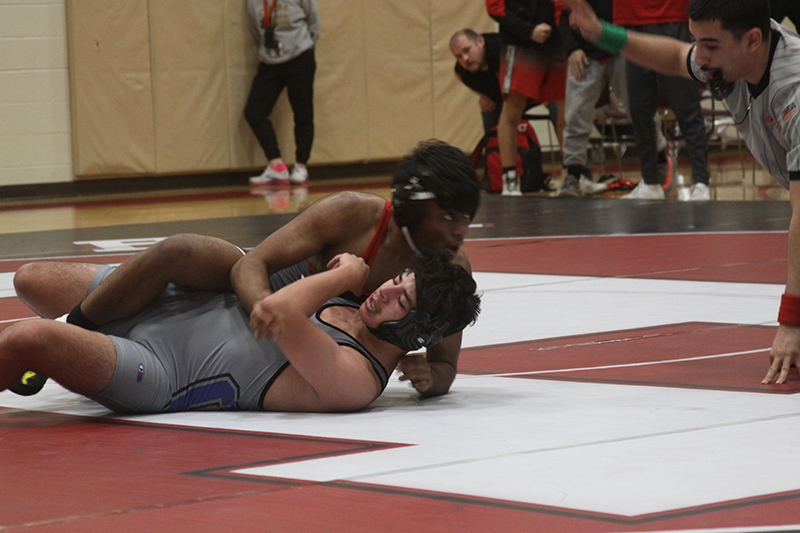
782, 101, 798, 121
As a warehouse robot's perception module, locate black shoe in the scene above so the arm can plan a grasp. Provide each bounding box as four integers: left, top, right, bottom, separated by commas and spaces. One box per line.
9, 371, 48, 396
558, 174, 581, 197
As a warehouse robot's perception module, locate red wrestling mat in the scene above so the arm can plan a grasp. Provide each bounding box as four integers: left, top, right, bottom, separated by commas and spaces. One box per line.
459, 322, 800, 393
464, 233, 787, 284
2, 408, 800, 532
0, 297, 36, 324
0, 411, 405, 530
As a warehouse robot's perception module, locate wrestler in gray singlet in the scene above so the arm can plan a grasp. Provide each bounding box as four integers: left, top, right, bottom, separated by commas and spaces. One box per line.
90, 265, 388, 414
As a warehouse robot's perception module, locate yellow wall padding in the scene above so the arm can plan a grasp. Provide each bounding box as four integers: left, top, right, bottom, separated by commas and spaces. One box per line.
67, 0, 495, 178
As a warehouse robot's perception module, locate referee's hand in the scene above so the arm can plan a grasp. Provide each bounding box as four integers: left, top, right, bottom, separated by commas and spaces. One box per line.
763, 324, 800, 384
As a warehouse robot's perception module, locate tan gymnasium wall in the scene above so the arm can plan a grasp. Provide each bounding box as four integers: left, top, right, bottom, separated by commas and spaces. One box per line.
66, 0, 496, 178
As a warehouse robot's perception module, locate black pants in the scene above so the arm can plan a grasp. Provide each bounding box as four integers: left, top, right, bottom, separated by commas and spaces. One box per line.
244, 48, 316, 164
626, 23, 709, 186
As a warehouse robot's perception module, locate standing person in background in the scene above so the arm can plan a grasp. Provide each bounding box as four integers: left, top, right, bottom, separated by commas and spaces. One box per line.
558, 0, 625, 197
245, 0, 320, 187
450, 29, 505, 136
487, 0, 568, 196
614, 0, 712, 201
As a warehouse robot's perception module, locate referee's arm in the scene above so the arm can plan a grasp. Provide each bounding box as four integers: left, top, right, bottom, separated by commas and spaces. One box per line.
765, 179, 800, 384
619, 31, 693, 79
563, 0, 693, 79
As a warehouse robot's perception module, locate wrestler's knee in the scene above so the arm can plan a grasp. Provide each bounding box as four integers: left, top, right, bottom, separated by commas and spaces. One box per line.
154, 234, 240, 281
153, 234, 210, 266
13, 262, 59, 316
0, 319, 53, 364
13, 262, 41, 304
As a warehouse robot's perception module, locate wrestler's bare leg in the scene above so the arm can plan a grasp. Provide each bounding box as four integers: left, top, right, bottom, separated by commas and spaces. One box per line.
76, 234, 244, 326
14, 261, 101, 319
10, 234, 244, 396
0, 319, 115, 396
15, 234, 243, 325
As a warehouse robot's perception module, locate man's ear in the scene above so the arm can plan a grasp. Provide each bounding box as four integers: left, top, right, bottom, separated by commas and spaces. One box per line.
744, 26, 763, 53
477, 34, 485, 48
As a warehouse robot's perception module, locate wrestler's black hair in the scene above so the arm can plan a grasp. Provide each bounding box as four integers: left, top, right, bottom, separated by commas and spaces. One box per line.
369, 252, 481, 351
688, 0, 771, 41
391, 140, 482, 229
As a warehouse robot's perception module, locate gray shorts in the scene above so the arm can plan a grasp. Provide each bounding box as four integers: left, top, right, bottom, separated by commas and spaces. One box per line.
89, 265, 288, 414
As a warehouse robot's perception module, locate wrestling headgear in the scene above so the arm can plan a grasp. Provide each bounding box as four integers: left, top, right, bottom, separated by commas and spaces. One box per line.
392, 173, 436, 229
368, 308, 450, 352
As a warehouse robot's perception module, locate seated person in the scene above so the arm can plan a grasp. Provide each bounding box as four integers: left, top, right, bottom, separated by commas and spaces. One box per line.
1, 242, 480, 413
14, 139, 483, 398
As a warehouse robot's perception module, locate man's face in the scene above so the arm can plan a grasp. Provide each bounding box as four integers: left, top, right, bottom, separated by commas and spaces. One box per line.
411, 201, 471, 258
360, 272, 416, 328
450, 34, 485, 73
690, 19, 753, 86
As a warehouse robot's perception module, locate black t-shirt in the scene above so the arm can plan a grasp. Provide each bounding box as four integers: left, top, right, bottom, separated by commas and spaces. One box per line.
454, 33, 503, 106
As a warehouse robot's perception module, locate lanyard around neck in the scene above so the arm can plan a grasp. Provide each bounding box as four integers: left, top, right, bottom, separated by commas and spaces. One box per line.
263, 0, 277, 29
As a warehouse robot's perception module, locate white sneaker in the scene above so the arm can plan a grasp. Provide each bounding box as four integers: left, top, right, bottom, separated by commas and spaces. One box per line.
290, 165, 309, 185
580, 176, 608, 195
621, 182, 665, 200
249, 163, 290, 186
502, 170, 522, 196
686, 182, 710, 201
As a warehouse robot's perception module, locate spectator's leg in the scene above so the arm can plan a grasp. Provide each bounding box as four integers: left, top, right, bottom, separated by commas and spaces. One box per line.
626, 58, 661, 185
285, 48, 317, 165
244, 62, 287, 161
482, 107, 502, 135
659, 23, 710, 186
497, 92, 527, 168
563, 59, 608, 170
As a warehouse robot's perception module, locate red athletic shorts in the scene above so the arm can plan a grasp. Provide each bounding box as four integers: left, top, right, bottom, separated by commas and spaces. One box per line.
499, 44, 567, 102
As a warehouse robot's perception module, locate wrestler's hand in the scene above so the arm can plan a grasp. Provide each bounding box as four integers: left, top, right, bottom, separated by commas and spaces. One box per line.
568, 49, 589, 81
327, 253, 369, 296
250, 291, 283, 340
531, 23, 552, 44
563, 0, 603, 42
479, 94, 496, 112
763, 324, 800, 384
398, 354, 433, 393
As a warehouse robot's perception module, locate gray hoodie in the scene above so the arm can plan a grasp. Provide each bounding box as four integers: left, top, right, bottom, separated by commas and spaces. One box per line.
247, 0, 320, 65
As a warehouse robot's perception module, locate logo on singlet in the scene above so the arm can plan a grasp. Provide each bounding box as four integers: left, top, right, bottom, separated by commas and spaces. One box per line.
783, 102, 798, 121
137, 363, 145, 383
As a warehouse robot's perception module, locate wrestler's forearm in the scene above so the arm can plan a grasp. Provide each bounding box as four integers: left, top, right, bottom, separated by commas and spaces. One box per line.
230, 255, 272, 313
420, 361, 457, 397
270, 264, 359, 317
418, 333, 461, 397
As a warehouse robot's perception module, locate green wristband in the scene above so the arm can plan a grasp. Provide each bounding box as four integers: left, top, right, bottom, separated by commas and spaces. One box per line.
594, 20, 628, 55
